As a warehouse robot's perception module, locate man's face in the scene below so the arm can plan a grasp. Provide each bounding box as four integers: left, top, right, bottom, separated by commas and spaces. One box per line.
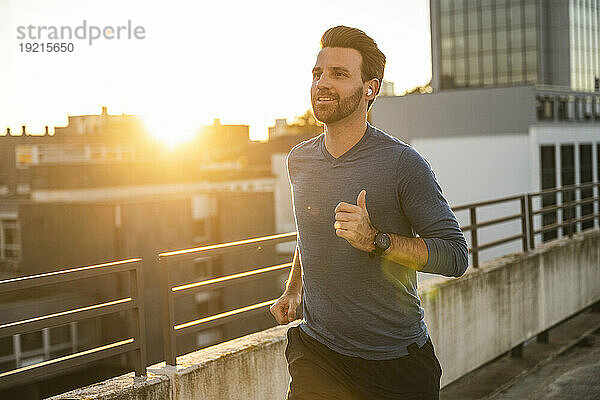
311, 47, 365, 124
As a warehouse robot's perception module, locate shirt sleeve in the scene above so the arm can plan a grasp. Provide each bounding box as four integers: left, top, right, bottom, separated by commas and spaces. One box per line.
396, 146, 469, 277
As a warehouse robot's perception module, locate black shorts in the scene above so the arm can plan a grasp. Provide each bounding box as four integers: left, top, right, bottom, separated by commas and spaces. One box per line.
285, 325, 442, 400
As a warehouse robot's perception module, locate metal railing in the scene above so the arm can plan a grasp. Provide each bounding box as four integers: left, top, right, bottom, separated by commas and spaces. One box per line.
527, 182, 600, 248
157, 182, 599, 365
1, 181, 598, 382
453, 194, 528, 268
158, 232, 296, 366
0, 258, 147, 389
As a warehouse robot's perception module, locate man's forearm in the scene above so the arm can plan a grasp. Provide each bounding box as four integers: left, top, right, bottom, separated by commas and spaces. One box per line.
284, 246, 303, 295
380, 234, 428, 272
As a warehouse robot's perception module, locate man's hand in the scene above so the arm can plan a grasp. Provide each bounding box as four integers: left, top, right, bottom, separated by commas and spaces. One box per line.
270, 291, 302, 324
334, 189, 377, 252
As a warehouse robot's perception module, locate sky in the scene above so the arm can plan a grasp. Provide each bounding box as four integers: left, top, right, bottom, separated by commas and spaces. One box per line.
0, 0, 432, 143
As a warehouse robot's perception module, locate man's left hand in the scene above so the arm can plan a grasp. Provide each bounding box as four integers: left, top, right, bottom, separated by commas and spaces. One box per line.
334, 189, 377, 252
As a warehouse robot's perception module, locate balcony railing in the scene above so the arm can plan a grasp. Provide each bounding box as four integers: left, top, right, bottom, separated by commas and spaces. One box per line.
157, 232, 296, 366
0, 258, 147, 390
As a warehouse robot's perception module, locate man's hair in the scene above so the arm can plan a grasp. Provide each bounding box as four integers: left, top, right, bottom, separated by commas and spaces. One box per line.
320, 25, 386, 111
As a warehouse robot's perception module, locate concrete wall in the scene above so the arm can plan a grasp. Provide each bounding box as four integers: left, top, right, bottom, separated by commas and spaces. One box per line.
370, 85, 536, 142
50, 228, 600, 399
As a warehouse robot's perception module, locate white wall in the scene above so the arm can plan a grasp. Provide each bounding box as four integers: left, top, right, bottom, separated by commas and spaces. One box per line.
410, 133, 530, 266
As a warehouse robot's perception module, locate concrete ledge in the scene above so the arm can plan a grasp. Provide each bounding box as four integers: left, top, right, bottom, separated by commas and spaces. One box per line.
420, 228, 600, 386
147, 323, 296, 400
46, 372, 171, 400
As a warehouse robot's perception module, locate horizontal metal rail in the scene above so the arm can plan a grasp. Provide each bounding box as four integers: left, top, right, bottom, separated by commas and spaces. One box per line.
0, 258, 141, 293
172, 262, 291, 297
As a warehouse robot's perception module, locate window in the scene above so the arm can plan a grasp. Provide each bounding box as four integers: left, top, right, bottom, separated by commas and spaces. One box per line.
0, 219, 21, 261
193, 218, 210, 242
558, 97, 568, 120
579, 144, 594, 230
193, 257, 214, 280
540, 145, 557, 241
561, 145, 576, 236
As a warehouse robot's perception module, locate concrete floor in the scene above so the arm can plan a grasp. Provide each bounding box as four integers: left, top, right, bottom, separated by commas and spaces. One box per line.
440, 307, 600, 400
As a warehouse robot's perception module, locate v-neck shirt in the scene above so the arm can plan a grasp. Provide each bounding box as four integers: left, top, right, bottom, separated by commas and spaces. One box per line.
286, 122, 468, 360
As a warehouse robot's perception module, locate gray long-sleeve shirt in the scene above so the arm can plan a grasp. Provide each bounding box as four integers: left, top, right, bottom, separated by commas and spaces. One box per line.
287, 122, 468, 360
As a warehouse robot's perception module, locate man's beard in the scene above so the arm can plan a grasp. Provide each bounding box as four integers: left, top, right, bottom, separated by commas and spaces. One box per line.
312, 85, 363, 124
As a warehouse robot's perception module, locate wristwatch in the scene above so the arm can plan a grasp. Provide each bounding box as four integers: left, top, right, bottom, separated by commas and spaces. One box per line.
369, 231, 391, 259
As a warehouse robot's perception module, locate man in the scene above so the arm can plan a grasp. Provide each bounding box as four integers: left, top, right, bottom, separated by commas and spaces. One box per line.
270, 25, 468, 400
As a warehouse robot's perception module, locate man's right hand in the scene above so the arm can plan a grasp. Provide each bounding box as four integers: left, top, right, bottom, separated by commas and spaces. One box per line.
270, 292, 302, 324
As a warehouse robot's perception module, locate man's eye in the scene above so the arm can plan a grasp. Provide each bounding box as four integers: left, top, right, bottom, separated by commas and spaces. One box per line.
313, 73, 321, 79
335, 72, 347, 77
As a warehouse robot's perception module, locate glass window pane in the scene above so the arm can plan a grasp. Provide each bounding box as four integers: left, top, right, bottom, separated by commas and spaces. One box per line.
468, 73, 482, 86
483, 54, 494, 74
525, 50, 537, 70
455, 35, 466, 55
454, 12, 465, 32
496, 6, 508, 28
511, 51, 523, 70
510, 4, 522, 26
496, 29, 508, 50
441, 0, 452, 13
468, 10, 479, 31
442, 37, 454, 54
511, 29, 522, 49
511, 70, 524, 83
456, 57, 466, 75
525, 27, 536, 48
482, 31, 493, 52
468, 32, 479, 52
482, 8, 493, 29
525, 2, 536, 24
442, 58, 453, 75
467, 0, 479, 9
469, 55, 481, 75
441, 15, 451, 35
498, 52, 509, 73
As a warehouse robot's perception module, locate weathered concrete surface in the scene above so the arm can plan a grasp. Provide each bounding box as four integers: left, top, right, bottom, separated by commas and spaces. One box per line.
420, 228, 600, 387
46, 373, 171, 400
51, 229, 600, 399
145, 323, 294, 400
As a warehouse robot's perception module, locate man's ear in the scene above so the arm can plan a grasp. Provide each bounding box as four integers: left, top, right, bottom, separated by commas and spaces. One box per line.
367, 78, 381, 98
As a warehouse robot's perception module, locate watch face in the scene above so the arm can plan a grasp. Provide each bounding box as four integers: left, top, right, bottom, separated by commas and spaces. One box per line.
375, 232, 391, 249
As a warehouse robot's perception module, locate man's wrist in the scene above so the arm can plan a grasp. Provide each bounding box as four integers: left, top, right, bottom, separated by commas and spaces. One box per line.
367, 226, 377, 252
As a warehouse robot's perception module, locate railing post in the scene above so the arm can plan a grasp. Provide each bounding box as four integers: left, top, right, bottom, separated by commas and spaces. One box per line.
470, 207, 479, 268
130, 263, 147, 376
527, 194, 535, 250
520, 195, 528, 252
596, 183, 600, 229
567, 187, 574, 238
159, 256, 177, 366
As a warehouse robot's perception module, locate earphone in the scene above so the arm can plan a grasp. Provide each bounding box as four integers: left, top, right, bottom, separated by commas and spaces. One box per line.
367, 88, 373, 95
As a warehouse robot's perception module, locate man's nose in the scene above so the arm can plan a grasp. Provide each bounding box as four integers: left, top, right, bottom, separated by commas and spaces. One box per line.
315, 74, 332, 90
